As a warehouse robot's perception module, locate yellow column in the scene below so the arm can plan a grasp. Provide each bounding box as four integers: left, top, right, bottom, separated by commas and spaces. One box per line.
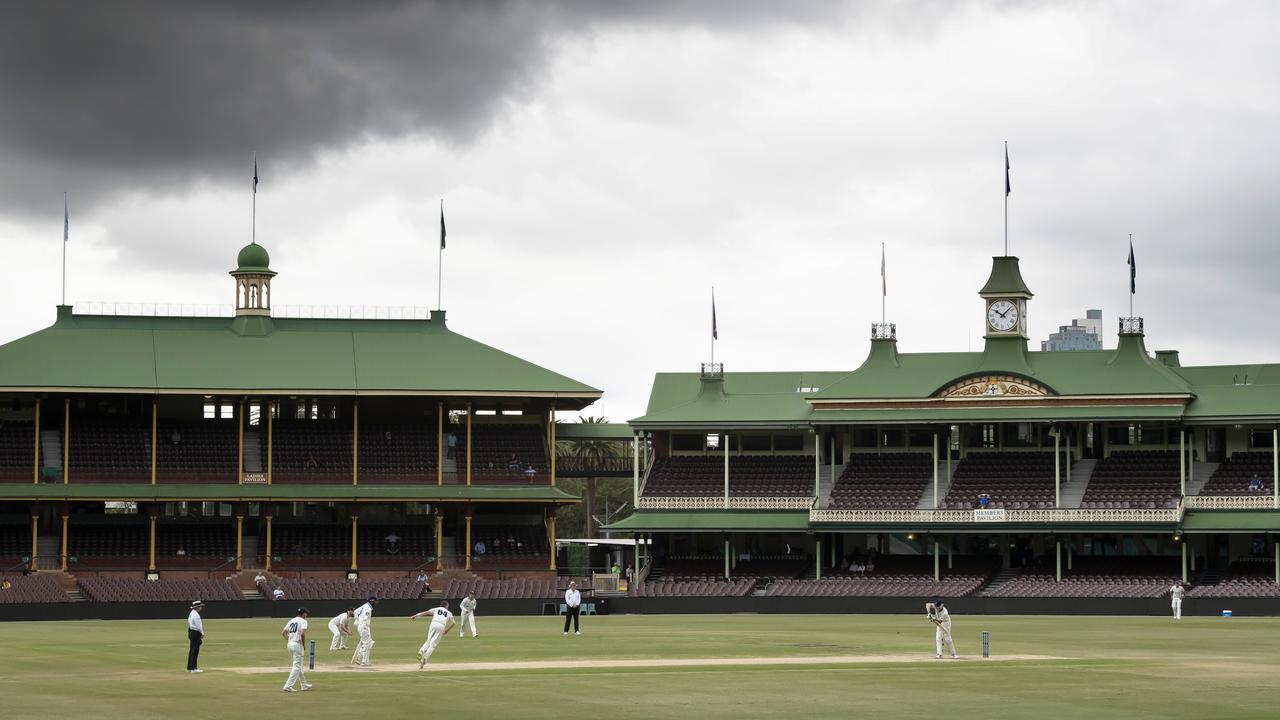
437, 402, 444, 486
352, 401, 359, 486
267, 402, 274, 485
265, 516, 273, 571
466, 402, 472, 486
60, 514, 68, 571
549, 404, 556, 487
32, 399, 40, 484
150, 399, 158, 484
548, 512, 557, 571
465, 512, 472, 571
435, 514, 444, 571
148, 515, 157, 572
235, 515, 244, 571
237, 401, 244, 484
350, 515, 359, 571
63, 398, 70, 484
29, 514, 38, 567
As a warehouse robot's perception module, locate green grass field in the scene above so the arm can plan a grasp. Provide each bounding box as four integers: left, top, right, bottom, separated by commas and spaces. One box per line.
0, 613, 1275, 719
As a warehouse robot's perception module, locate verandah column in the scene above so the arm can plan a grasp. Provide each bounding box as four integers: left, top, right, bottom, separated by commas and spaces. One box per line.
547, 508, 557, 572
1055, 540, 1061, 582
1179, 428, 1186, 496
264, 508, 274, 571
1054, 428, 1061, 508
151, 399, 158, 484
236, 400, 243, 485
60, 508, 68, 571
549, 404, 557, 487
350, 513, 359, 572
464, 509, 472, 571
633, 434, 640, 507
352, 400, 359, 486
29, 513, 38, 567
32, 399, 40, 484
267, 402, 274, 485
435, 512, 444, 571
63, 398, 70, 484
148, 514, 157, 573
813, 431, 819, 498
933, 540, 939, 582
466, 402, 472, 486
437, 402, 444, 486
235, 514, 244, 571
1182, 541, 1189, 583
1272, 427, 1278, 509
932, 432, 939, 509
723, 431, 729, 509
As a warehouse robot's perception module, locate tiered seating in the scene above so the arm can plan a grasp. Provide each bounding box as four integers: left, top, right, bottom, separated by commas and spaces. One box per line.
68, 524, 148, 567
272, 421, 352, 483
983, 558, 1179, 597
643, 456, 814, 497
1201, 452, 1276, 496
768, 557, 997, 597
471, 525, 548, 567
1188, 561, 1280, 598
356, 525, 436, 568
0, 575, 71, 603
631, 579, 753, 597
1081, 451, 1181, 508
357, 421, 437, 483
263, 577, 424, 601
68, 418, 150, 482
271, 524, 351, 568
657, 555, 806, 581
943, 452, 1055, 509
0, 523, 27, 564
78, 576, 241, 602
829, 453, 932, 509
156, 421, 239, 483
470, 424, 548, 484
0, 420, 34, 481
443, 577, 559, 599
155, 524, 235, 568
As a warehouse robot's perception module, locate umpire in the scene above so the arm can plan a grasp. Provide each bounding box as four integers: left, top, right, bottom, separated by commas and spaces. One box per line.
187, 600, 205, 673
562, 581, 581, 635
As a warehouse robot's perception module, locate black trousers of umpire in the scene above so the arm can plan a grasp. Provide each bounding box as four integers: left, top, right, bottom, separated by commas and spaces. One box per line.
187, 629, 203, 670
563, 605, 580, 633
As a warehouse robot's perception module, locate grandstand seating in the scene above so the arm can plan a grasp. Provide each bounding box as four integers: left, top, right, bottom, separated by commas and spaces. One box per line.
68, 523, 148, 567
631, 579, 754, 597
0, 574, 71, 603
982, 558, 1179, 598
269, 524, 434, 569
271, 420, 353, 483
829, 453, 932, 509
470, 525, 548, 568
261, 577, 425, 601
357, 421, 438, 483
943, 452, 1055, 509
643, 456, 814, 497
443, 577, 559, 599
1200, 452, 1276, 496
469, 424, 548, 484
68, 418, 151, 483
657, 555, 807, 582
0, 420, 34, 481
156, 420, 240, 483
155, 524, 236, 568
1081, 451, 1181, 509
0, 523, 27, 565
78, 576, 241, 602
357, 525, 436, 568
1188, 561, 1280, 598
768, 556, 998, 598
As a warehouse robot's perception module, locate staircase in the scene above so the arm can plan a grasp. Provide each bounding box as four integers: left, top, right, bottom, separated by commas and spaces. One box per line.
37, 536, 60, 568
979, 568, 1023, 596
1197, 568, 1224, 587
242, 432, 263, 472
40, 430, 61, 480
442, 457, 458, 479
817, 464, 843, 508
1058, 458, 1096, 508
1185, 462, 1219, 496
916, 459, 959, 509
42, 571, 86, 601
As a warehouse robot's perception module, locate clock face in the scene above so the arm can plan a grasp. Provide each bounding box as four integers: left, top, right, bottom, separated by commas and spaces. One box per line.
987, 299, 1019, 332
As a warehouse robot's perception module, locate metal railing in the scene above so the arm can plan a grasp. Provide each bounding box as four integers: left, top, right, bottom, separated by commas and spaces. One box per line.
700, 362, 724, 379
1184, 495, 1279, 510
73, 302, 437, 320
809, 506, 1184, 524
638, 496, 816, 510
871, 322, 897, 340
1119, 316, 1144, 334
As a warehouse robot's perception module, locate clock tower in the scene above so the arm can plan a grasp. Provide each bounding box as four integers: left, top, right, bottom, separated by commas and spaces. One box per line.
979, 256, 1033, 340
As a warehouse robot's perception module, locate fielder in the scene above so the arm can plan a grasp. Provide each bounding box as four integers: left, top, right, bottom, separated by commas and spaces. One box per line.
329, 607, 355, 650
1170, 581, 1185, 620
410, 600, 456, 669
351, 596, 378, 666
926, 599, 957, 659
459, 592, 479, 638
280, 607, 312, 693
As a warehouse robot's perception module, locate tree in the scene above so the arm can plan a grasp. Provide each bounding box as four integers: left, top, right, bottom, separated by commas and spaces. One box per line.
555, 416, 630, 537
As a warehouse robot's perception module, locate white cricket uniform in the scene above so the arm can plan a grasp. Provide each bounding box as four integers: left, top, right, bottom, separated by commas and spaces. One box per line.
933, 607, 956, 658
282, 615, 309, 691
1170, 584, 1185, 620
459, 596, 478, 637
352, 602, 375, 665
418, 607, 454, 666
329, 612, 351, 650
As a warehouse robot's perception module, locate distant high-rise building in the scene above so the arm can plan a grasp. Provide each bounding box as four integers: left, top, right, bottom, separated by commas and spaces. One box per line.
1041, 309, 1103, 351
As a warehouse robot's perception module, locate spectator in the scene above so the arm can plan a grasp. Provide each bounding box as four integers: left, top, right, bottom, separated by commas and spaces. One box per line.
2, 578, 11, 590
272, 588, 286, 601
524, 465, 537, 480
176, 546, 187, 557
446, 432, 457, 459
1249, 475, 1264, 492
170, 430, 182, 446
625, 565, 633, 584
474, 540, 486, 556
254, 571, 267, 585
22, 561, 32, 576
304, 455, 318, 470
384, 430, 392, 441
416, 571, 429, 583
507, 453, 522, 470
611, 562, 620, 576
978, 493, 991, 509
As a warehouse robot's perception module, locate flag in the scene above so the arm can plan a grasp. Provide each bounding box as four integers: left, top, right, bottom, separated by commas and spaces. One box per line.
712, 290, 718, 341
1004, 142, 1011, 196
439, 200, 446, 250
63, 193, 69, 242
1127, 237, 1136, 294
880, 243, 886, 297
252, 153, 258, 194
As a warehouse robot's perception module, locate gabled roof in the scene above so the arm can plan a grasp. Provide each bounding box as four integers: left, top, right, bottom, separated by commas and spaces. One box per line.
0, 307, 601, 406
630, 371, 844, 428
1173, 363, 1280, 421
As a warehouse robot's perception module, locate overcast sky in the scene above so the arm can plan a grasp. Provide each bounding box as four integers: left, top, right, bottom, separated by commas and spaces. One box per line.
1, 1, 1278, 421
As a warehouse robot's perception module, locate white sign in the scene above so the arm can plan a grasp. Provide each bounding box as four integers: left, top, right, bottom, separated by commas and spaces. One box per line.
973, 508, 1006, 522
242, 472, 267, 485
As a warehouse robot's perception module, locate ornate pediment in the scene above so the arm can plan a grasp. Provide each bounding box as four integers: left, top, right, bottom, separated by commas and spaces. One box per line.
938, 374, 1052, 399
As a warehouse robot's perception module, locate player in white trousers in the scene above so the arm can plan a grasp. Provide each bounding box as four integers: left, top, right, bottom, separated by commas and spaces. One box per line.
410, 600, 455, 669
1170, 582, 1185, 620
329, 608, 354, 650
459, 592, 479, 638
281, 608, 312, 692
927, 599, 957, 659
351, 596, 378, 666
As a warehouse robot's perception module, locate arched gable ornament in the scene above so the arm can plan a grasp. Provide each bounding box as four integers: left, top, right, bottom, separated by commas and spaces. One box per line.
939, 375, 1052, 398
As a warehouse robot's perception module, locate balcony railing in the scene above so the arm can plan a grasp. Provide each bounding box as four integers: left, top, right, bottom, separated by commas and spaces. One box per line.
700, 362, 725, 380
871, 322, 897, 340
809, 506, 1183, 524
1183, 495, 1279, 510
1119, 316, 1144, 335
638, 496, 814, 510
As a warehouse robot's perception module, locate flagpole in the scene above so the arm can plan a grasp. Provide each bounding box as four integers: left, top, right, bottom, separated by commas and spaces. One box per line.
881, 242, 886, 325
62, 192, 67, 306
1003, 141, 1009, 256
438, 198, 444, 311
710, 286, 715, 367
1129, 233, 1134, 318
251, 152, 257, 246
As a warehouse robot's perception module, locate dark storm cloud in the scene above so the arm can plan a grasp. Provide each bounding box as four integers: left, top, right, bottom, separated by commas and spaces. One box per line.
0, 0, 845, 214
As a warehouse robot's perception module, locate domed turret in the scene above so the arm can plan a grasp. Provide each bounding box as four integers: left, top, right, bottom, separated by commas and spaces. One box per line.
236, 243, 271, 272
229, 243, 277, 317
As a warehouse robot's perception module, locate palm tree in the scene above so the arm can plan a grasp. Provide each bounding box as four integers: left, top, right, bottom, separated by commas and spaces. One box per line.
556, 416, 621, 536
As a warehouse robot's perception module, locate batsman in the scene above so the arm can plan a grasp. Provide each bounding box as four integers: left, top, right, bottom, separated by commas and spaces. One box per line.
926, 598, 958, 659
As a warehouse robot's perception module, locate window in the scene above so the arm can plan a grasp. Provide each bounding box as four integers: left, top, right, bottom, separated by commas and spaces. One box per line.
773, 434, 803, 452
672, 434, 702, 452
981, 424, 997, 448
908, 428, 933, 448
881, 427, 904, 448
851, 427, 876, 448
1250, 430, 1275, 449
741, 435, 770, 452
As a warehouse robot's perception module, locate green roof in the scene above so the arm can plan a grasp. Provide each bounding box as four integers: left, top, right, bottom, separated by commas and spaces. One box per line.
1172, 364, 1280, 421
811, 404, 1186, 424
235, 243, 273, 273
556, 423, 633, 440
0, 307, 601, 405
0, 483, 579, 504
1181, 510, 1280, 532
631, 371, 845, 427
603, 510, 811, 532
978, 256, 1033, 297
